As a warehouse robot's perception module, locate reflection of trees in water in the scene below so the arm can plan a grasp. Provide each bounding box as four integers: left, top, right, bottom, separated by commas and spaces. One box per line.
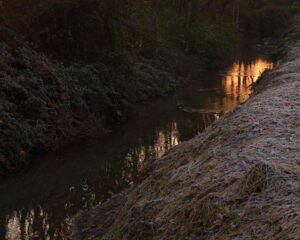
2, 175, 129, 240
1, 155, 133, 239
2, 108, 220, 240
3, 207, 73, 240
221, 58, 273, 111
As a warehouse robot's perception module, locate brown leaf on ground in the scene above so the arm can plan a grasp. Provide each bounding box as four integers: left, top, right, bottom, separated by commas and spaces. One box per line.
226, 176, 237, 185
213, 214, 224, 227
268, 215, 282, 224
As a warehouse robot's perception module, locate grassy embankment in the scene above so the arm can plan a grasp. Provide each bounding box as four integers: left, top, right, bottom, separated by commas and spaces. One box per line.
73, 14, 300, 240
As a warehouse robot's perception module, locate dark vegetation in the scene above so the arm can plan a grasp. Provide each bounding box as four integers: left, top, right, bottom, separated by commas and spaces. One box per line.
0, 0, 298, 172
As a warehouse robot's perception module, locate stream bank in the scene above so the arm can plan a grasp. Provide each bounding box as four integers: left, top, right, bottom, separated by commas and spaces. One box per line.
72, 22, 300, 240
0, 41, 275, 240
0, 42, 180, 173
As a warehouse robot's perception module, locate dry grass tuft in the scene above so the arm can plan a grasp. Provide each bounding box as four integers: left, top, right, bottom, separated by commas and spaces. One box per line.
238, 161, 291, 197
190, 199, 223, 227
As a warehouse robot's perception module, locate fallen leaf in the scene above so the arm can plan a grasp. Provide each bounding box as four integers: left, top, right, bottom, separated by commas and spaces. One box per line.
226, 176, 237, 185
268, 215, 282, 224
213, 214, 223, 226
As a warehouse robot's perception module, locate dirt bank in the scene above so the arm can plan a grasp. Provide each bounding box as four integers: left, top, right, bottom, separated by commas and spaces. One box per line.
72, 24, 300, 240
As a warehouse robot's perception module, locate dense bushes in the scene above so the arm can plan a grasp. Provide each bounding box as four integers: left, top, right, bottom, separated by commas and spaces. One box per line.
0, 43, 177, 172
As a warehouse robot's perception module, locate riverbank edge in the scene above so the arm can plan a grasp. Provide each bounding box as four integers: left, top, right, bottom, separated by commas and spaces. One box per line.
0, 41, 185, 173
72, 19, 300, 240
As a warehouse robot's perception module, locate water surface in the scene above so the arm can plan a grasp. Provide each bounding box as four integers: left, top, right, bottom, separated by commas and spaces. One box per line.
0, 43, 274, 240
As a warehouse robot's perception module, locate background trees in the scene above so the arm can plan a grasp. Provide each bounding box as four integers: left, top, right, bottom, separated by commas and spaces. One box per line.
0, 0, 297, 63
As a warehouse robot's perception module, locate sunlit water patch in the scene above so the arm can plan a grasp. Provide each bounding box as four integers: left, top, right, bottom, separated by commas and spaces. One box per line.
0, 44, 274, 240
221, 58, 273, 108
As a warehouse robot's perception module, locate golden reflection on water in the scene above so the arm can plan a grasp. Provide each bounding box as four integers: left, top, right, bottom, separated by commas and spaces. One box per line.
6, 212, 21, 240
5, 207, 73, 240
154, 122, 179, 157
125, 58, 274, 167
221, 58, 273, 111
5, 209, 54, 240
125, 121, 180, 168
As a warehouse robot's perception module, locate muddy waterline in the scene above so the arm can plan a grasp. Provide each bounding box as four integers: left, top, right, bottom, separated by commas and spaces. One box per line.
0, 43, 274, 240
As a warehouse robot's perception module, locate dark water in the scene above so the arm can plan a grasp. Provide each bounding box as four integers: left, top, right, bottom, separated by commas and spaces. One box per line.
0, 43, 274, 240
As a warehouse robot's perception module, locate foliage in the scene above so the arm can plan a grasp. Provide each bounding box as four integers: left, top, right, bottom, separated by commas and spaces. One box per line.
0, 42, 177, 172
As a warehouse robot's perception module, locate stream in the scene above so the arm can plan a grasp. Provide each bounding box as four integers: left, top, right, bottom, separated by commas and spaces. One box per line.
0, 42, 274, 240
